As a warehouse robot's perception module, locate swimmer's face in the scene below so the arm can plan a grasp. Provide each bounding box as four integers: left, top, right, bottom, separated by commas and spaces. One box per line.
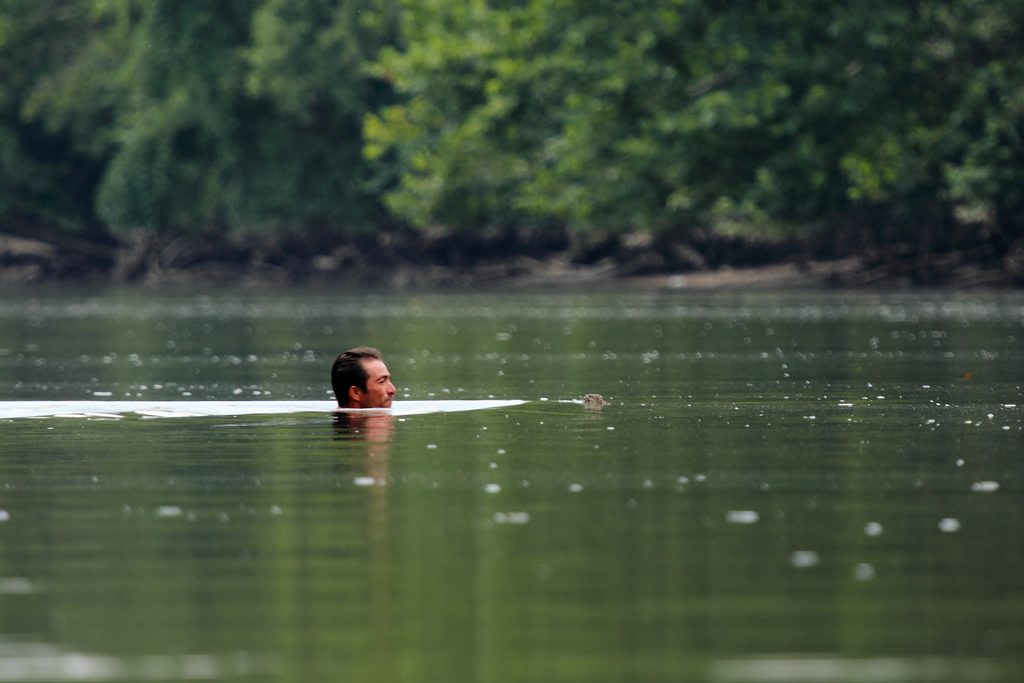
353, 358, 396, 408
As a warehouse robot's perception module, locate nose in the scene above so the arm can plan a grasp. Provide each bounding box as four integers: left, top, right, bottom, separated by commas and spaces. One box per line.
387, 381, 396, 396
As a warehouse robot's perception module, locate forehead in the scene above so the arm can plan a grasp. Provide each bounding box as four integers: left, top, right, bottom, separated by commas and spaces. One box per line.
359, 358, 389, 379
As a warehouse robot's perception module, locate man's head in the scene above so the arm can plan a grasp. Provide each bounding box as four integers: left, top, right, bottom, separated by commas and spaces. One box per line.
331, 347, 396, 409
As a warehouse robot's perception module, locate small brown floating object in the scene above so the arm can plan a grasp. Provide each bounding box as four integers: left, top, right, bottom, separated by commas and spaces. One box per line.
582, 393, 608, 409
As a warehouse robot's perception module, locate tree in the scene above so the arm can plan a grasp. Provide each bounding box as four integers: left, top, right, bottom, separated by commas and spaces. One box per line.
366, 0, 1024, 252
22, 0, 397, 236
0, 0, 107, 235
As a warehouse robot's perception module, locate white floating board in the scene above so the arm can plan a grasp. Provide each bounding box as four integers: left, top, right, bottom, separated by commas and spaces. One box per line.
0, 400, 526, 420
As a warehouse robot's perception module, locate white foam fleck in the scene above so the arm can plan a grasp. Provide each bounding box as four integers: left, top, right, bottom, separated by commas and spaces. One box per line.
790, 550, 820, 568
353, 477, 375, 487
484, 483, 501, 494
853, 563, 876, 581
726, 510, 759, 524
493, 511, 530, 524
0, 577, 33, 594
970, 481, 999, 492
0, 510, 9, 522
156, 506, 183, 518
939, 518, 962, 533
568, 483, 584, 493
864, 522, 884, 537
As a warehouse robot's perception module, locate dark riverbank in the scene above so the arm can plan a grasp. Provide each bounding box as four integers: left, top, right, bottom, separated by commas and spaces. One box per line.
2, 227, 1022, 290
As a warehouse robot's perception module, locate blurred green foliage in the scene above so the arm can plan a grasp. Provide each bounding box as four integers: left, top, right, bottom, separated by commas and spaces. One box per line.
3, 0, 396, 236
0, 0, 1021, 248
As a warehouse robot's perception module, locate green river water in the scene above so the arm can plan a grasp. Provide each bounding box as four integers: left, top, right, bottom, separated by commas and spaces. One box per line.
0, 288, 1022, 682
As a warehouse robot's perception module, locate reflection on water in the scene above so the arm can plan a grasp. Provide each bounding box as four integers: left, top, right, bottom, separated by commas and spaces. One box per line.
0, 399, 525, 419
333, 411, 396, 442
0, 288, 1022, 682
709, 656, 1003, 682
0, 642, 277, 682
334, 412, 394, 488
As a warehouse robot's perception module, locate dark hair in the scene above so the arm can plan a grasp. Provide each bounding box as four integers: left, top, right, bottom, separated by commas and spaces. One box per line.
331, 347, 383, 406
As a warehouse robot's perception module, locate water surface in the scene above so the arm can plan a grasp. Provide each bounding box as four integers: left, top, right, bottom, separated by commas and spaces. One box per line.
1, 288, 1022, 682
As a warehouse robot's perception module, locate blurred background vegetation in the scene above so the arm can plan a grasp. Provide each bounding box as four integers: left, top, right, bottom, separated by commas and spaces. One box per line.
1, 0, 1022, 276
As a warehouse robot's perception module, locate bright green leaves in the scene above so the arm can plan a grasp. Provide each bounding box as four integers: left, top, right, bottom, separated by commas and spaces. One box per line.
366, 1, 829, 234
366, 0, 1024, 244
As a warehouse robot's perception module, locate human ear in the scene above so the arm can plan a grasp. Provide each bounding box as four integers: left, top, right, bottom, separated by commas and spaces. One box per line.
348, 385, 362, 406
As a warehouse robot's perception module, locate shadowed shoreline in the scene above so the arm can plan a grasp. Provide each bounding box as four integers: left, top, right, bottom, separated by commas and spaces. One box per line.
2, 227, 1021, 290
